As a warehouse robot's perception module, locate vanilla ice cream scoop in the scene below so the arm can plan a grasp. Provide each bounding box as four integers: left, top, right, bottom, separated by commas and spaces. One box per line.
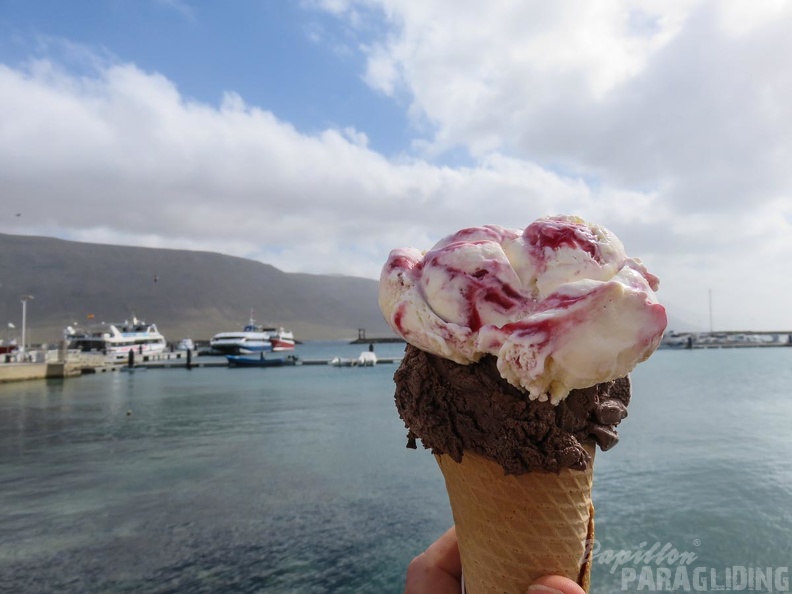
379, 215, 667, 403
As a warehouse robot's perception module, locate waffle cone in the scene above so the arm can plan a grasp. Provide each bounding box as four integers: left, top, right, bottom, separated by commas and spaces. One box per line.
435, 444, 596, 594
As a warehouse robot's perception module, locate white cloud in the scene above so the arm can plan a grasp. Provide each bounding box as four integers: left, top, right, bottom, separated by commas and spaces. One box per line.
0, 58, 593, 273
343, 0, 792, 214
317, 0, 792, 330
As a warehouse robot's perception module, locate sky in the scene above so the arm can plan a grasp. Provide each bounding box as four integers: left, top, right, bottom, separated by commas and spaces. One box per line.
1, 0, 791, 332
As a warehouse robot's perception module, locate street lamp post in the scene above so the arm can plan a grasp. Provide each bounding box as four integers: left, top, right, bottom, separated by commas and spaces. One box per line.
20, 295, 34, 357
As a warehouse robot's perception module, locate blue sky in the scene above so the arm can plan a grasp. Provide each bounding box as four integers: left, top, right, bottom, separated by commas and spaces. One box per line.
0, 1, 411, 154
2, 1, 792, 331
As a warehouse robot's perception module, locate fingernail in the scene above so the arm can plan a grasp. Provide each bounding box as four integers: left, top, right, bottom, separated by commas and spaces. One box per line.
526, 586, 564, 594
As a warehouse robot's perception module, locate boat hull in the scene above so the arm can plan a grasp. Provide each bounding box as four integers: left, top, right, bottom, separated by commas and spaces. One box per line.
270, 338, 296, 352
210, 342, 273, 355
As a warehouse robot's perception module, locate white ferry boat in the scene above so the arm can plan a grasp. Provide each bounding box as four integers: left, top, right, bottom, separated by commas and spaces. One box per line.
209, 320, 273, 355
65, 318, 167, 360
209, 319, 295, 355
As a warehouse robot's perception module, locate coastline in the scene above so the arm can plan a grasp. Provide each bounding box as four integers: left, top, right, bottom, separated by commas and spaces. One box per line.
660, 330, 792, 349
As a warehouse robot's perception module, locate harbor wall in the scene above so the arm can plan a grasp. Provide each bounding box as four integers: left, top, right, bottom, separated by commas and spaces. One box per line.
0, 349, 198, 384
0, 362, 83, 383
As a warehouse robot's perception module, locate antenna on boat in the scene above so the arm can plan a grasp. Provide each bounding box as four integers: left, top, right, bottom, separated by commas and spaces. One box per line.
708, 289, 713, 333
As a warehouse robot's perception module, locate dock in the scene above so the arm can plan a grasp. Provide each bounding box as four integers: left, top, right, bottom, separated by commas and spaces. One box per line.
125, 356, 402, 371
0, 350, 402, 383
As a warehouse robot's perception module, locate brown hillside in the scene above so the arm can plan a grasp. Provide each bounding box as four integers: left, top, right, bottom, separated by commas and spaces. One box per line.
0, 233, 395, 344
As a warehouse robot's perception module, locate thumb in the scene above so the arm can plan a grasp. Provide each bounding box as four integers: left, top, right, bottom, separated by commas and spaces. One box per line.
526, 575, 587, 594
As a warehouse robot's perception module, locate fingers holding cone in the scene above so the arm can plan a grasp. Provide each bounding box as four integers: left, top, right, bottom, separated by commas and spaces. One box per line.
405, 526, 462, 594
405, 526, 588, 594
527, 575, 587, 594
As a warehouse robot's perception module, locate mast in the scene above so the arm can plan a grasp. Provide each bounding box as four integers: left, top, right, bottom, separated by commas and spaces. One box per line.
708, 289, 713, 332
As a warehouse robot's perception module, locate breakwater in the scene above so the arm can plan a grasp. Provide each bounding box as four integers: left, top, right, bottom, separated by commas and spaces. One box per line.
661, 330, 792, 349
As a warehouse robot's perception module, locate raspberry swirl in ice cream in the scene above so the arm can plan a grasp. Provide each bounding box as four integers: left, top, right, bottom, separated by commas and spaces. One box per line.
379, 215, 667, 404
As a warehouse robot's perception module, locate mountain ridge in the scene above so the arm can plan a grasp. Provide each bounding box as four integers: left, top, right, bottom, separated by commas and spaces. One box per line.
0, 232, 695, 346
0, 233, 395, 344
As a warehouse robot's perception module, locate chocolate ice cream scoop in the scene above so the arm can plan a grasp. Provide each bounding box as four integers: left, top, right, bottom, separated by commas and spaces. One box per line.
394, 345, 630, 474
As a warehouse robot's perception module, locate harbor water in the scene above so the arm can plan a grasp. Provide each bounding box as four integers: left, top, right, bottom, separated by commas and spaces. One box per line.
1, 342, 791, 593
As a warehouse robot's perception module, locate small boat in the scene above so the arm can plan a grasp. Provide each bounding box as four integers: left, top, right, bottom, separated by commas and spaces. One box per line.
175, 338, 195, 351
65, 317, 167, 361
329, 356, 357, 367
226, 354, 301, 368
0, 343, 18, 355
329, 351, 377, 367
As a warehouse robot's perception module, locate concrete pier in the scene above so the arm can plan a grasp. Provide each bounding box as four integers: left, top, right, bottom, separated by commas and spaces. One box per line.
0, 361, 83, 383
0, 350, 402, 383
0, 350, 195, 383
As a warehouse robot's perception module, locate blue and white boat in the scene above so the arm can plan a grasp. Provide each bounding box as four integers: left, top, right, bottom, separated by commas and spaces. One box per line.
209, 319, 273, 355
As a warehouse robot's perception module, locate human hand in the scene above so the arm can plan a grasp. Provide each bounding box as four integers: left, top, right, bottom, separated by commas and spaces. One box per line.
405, 526, 461, 594
404, 526, 586, 594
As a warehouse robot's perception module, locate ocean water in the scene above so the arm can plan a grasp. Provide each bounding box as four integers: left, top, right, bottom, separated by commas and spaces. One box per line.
1, 342, 791, 594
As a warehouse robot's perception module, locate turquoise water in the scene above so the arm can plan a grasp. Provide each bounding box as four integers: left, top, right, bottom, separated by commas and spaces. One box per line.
1, 343, 791, 593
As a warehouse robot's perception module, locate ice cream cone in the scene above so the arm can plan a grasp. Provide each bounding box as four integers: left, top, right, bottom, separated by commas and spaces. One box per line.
435, 443, 596, 594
